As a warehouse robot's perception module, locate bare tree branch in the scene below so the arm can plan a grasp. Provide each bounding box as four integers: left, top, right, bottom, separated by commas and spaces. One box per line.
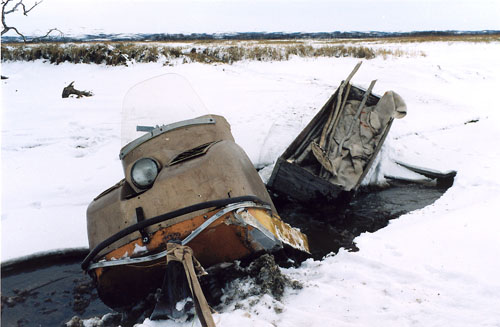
30, 27, 62, 41
4, 0, 42, 15
1, 0, 62, 42
2, 25, 27, 41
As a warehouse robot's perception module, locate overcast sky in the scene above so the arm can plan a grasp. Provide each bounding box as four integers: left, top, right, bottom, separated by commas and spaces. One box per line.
3, 0, 500, 37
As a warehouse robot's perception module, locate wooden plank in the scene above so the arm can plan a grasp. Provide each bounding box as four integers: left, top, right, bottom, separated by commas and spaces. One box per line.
269, 158, 345, 203
287, 89, 339, 160
319, 62, 362, 148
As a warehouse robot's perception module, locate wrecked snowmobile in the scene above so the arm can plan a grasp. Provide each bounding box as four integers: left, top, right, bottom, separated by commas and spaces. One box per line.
81, 74, 309, 318
268, 62, 407, 203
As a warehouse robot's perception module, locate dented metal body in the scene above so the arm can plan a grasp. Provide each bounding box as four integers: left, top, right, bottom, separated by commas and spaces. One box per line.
83, 78, 309, 310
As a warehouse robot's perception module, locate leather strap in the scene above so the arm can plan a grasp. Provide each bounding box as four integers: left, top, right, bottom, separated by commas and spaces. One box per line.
166, 243, 215, 327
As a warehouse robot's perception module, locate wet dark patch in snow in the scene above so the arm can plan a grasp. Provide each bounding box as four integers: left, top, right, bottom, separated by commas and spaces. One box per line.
272, 179, 450, 259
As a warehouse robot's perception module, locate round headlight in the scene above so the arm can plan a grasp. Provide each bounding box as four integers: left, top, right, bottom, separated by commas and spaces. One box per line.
131, 158, 159, 189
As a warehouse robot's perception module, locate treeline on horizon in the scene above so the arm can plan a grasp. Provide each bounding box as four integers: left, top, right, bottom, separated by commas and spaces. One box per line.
2, 30, 499, 43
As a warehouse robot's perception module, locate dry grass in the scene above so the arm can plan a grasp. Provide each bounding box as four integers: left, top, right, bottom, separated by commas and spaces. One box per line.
1, 42, 380, 65
374, 34, 500, 44
3, 33, 493, 65
313, 33, 500, 45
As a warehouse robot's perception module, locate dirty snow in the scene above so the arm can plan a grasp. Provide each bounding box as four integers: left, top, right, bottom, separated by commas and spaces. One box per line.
2, 41, 500, 326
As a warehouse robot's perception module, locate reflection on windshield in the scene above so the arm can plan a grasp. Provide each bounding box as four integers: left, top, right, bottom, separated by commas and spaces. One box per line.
121, 74, 209, 146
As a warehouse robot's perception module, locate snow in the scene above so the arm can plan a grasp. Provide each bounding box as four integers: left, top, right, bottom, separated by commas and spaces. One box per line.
2, 40, 500, 326
133, 243, 148, 255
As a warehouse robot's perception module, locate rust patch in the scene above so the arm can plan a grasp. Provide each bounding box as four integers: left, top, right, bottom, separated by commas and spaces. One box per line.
162, 232, 181, 243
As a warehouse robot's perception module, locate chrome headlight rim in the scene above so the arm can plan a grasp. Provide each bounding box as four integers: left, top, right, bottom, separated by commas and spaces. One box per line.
130, 157, 160, 189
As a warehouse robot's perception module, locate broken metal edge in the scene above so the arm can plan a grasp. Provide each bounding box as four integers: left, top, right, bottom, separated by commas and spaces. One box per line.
395, 160, 457, 180
119, 116, 216, 159
234, 209, 283, 251
87, 201, 272, 270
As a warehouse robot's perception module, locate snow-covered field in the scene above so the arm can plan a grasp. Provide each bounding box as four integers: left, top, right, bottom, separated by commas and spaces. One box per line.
2, 41, 500, 326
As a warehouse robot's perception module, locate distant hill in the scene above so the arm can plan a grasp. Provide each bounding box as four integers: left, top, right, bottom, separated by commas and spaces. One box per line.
2, 30, 499, 43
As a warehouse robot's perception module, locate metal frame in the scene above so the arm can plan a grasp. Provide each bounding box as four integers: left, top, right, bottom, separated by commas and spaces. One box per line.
119, 116, 216, 159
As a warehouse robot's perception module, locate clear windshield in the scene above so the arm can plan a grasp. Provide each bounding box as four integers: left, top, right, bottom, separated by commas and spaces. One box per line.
121, 73, 209, 146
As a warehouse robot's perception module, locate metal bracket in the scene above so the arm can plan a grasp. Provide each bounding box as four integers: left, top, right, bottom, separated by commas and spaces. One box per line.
135, 207, 151, 244
136, 125, 156, 132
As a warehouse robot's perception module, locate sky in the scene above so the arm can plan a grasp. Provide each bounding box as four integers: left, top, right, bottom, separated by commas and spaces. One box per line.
2, 0, 500, 36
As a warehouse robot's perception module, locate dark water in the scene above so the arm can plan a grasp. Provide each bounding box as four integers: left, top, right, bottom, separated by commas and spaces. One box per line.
1, 250, 111, 327
1, 180, 449, 326
272, 180, 449, 259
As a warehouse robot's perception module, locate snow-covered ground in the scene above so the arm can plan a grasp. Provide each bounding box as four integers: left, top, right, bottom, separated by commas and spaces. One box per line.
2, 41, 500, 326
